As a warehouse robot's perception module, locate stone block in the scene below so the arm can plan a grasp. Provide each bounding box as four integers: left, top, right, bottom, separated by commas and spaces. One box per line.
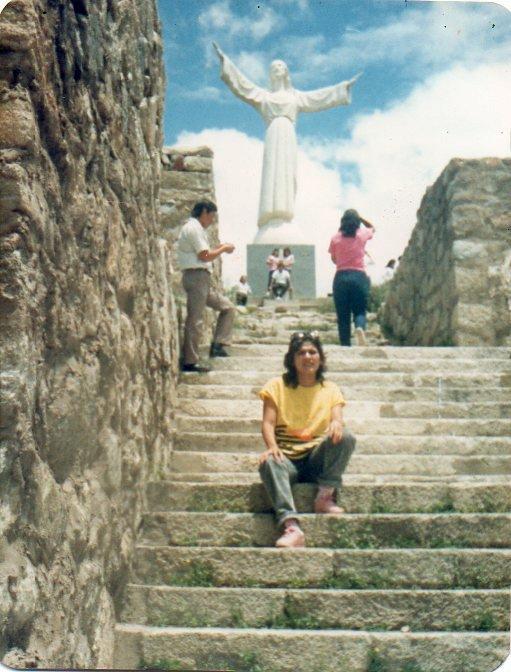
454, 267, 489, 299
452, 239, 487, 262
0, 93, 36, 151
161, 170, 212, 192
0, 0, 38, 51
454, 302, 494, 341
183, 156, 213, 172
163, 145, 214, 158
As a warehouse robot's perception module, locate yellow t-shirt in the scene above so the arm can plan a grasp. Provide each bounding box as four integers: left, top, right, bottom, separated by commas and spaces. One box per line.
259, 377, 345, 459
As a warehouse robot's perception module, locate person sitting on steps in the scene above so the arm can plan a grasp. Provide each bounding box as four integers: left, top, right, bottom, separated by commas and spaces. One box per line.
258, 331, 356, 548
270, 260, 291, 300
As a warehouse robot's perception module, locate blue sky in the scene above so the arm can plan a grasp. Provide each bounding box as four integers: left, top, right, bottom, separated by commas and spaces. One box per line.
158, 0, 511, 292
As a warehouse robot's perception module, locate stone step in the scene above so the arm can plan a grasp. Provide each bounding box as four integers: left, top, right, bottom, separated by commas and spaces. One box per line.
134, 545, 511, 590
174, 432, 511, 455
133, 545, 511, 589
234, 334, 383, 346
146, 480, 511, 514
114, 624, 509, 672
140, 512, 511, 548
178, 383, 511, 403
207, 356, 511, 373
176, 415, 511, 437
122, 584, 509, 631
228, 345, 511, 360
169, 451, 511, 477
178, 398, 511, 420
138, 511, 511, 552
179, 369, 511, 387
166, 472, 511, 485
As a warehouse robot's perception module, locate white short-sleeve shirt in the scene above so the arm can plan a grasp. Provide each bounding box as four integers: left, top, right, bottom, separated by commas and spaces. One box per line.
272, 269, 291, 285
177, 218, 212, 272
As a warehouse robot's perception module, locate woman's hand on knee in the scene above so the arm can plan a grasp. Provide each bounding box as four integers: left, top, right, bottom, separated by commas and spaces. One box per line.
259, 447, 285, 465
327, 420, 344, 444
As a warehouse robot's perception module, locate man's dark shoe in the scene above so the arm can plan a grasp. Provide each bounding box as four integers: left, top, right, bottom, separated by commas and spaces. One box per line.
209, 343, 229, 358
180, 362, 211, 373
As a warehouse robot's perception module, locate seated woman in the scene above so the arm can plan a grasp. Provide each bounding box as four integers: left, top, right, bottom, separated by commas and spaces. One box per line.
258, 331, 356, 548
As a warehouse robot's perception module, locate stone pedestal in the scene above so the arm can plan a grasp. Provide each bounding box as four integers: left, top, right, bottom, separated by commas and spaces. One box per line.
247, 244, 316, 299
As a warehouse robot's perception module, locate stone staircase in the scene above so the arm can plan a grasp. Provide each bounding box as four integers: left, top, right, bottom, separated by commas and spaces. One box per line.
114, 302, 511, 672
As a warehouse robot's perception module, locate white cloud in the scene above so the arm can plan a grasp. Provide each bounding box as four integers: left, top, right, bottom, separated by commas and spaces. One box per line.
235, 51, 267, 84
178, 86, 225, 102
198, 0, 281, 42
274, 2, 511, 84
175, 61, 510, 295
271, 0, 309, 11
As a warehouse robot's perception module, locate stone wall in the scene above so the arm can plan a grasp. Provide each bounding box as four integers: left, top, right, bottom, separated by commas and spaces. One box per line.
0, 0, 177, 667
160, 145, 222, 352
381, 158, 511, 346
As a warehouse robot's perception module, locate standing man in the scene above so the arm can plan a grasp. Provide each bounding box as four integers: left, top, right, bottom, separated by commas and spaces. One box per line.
177, 200, 236, 373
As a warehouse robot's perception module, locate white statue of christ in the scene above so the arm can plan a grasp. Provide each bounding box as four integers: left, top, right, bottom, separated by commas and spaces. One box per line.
214, 42, 361, 244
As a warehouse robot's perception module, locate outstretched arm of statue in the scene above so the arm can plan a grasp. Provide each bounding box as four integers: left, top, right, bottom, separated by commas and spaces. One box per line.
212, 41, 225, 62
346, 72, 363, 91
297, 71, 362, 113
213, 42, 265, 108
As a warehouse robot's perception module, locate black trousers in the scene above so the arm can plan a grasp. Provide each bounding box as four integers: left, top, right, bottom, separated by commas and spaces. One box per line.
333, 270, 370, 346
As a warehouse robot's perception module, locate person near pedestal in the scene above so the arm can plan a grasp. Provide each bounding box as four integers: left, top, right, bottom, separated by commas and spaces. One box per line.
383, 259, 396, 281
328, 209, 375, 347
270, 260, 291, 300
176, 200, 236, 373
258, 331, 356, 548
266, 248, 280, 292
283, 247, 295, 272
283, 247, 295, 299
235, 275, 252, 306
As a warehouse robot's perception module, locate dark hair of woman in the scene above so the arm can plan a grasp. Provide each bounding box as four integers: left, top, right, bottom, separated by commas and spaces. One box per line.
339, 208, 361, 238
283, 247, 291, 256
271, 248, 279, 256
191, 200, 218, 218
283, 332, 326, 388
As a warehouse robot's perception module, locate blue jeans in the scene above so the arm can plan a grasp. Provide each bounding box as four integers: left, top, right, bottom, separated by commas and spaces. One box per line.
333, 270, 370, 346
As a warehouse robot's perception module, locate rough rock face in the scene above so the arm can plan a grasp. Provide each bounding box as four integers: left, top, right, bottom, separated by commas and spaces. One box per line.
160, 145, 223, 351
0, 0, 176, 667
381, 158, 511, 346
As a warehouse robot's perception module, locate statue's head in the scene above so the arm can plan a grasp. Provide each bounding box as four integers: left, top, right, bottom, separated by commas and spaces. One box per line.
269, 60, 291, 91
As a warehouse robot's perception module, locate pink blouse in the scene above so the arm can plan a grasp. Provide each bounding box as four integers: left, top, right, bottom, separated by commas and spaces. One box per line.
328, 227, 374, 272
266, 254, 279, 271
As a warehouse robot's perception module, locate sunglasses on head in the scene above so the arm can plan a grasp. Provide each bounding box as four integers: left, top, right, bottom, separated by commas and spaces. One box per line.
290, 330, 320, 342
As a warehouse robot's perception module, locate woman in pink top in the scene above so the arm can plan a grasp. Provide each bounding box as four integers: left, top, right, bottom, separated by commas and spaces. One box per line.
266, 248, 280, 291
328, 209, 375, 346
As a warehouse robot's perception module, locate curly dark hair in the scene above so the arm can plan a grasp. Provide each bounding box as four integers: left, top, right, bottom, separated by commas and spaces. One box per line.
283, 331, 327, 388
191, 200, 217, 218
339, 208, 361, 238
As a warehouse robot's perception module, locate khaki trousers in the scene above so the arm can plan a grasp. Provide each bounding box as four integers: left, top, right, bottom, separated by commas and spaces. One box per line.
182, 269, 235, 365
